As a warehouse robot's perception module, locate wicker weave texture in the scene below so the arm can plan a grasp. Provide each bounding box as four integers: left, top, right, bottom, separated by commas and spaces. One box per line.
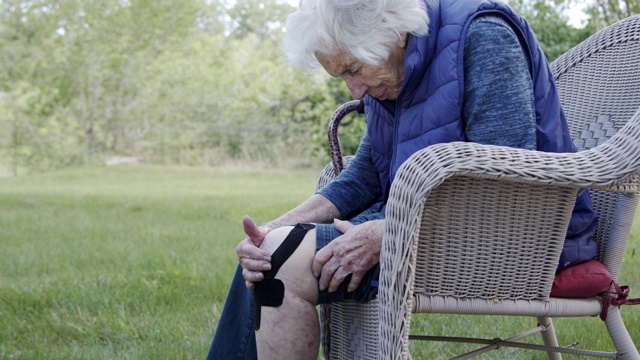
414, 177, 575, 301
552, 15, 640, 281
321, 300, 381, 360
552, 15, 640, 139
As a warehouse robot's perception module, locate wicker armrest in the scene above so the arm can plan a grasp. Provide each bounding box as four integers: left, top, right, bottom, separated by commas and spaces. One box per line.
392, 108, 640, 205
381, 109, 640, 282
394, 121, 640, 200
380, 107, 640, 290
377, 108, 640, 357
381, 107, 640, 291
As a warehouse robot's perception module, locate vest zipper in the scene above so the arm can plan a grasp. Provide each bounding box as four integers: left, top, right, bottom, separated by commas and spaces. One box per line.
389, 67, 411, 186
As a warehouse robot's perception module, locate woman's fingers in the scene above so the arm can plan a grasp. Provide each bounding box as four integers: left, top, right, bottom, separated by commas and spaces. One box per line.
245, 280, 255, 290
243, 215, 268, 247
326, 264, 353, 293
312, 243, 333, 279
236, 216, 273, 290
317, 253, 356, 293
346, 271, 365, 293
236, 239, 271, 262
317, 256, 339, 291
333, 218, 354, 233
240, 258, 272, 272
242, 267, 265, 283
315, 220, 385, 293
320, 257, 366, 293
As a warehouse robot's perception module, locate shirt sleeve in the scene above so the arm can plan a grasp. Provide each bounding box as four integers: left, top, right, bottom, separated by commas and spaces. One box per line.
462, 15, 537, 150
317, 132, 382, 219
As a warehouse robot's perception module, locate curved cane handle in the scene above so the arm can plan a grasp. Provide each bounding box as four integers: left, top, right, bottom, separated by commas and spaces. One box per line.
328, 100, 364, 175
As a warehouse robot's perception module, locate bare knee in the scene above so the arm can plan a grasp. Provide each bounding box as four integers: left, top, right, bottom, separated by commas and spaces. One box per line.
255, 226, 320, 359
260, 226, 295, 253
259, 226, 318, 304
257, 294, 320, 360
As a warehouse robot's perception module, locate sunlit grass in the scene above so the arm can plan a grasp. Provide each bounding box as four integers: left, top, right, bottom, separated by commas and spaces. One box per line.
1, 165, 638, 359
0, 165, 318, 359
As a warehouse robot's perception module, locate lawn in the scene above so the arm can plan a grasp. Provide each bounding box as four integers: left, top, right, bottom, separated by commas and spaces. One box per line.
0, 165, 318, 359
1, 165, 638, 359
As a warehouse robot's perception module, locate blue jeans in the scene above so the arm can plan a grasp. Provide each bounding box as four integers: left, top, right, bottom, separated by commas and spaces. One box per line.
206, 265, 257, 360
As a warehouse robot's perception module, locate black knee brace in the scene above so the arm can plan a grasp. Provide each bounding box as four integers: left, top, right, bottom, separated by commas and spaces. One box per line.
253, 223, 315, 330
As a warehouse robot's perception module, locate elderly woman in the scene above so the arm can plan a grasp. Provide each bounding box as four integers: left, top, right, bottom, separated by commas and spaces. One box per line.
206, 0, 598, 358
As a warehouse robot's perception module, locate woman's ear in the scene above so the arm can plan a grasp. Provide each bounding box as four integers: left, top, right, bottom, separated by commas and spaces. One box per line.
399, 32, 408, 49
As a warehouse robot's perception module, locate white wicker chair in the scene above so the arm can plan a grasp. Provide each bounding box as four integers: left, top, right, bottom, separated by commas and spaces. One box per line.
317, 15, 640, 359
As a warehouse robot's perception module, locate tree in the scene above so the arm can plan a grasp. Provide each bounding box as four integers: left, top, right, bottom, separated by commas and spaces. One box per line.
543, 0, 639, 28
579, 0, 640, 28
1, 0, 348, 171
0, 0, 231, 170
0, 0, 83, 171
510, 0, 596, 61
226, 0, 293, 39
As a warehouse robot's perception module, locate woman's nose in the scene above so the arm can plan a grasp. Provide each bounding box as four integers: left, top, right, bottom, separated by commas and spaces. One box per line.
344, 77, 368, 100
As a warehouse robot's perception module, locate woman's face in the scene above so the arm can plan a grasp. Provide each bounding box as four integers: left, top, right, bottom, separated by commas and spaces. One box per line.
315, 34, 407, 101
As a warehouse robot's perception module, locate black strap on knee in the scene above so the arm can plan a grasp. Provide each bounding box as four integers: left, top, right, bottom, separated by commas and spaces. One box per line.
253, 223, 315, 330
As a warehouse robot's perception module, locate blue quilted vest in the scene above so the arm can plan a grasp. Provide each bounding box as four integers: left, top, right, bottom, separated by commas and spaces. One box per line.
366, 0, 597, 269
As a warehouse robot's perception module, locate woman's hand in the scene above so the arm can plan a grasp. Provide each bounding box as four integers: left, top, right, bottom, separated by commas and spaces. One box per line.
236, 215, 273, 290
312, 219, 384, 293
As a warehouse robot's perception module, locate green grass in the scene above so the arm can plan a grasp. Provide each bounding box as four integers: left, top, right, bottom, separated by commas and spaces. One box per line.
1, 165, 639, 359
0, 165, 318, 359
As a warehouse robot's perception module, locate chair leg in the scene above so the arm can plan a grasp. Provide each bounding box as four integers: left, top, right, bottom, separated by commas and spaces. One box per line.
604, 306, 640, 360
537, 317, 562, 360
320, 304, 332, 360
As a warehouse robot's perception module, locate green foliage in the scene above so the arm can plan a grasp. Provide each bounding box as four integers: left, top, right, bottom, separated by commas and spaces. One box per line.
2, 0, 634, 173
580, 0, 640, 28
510, 0, 596, 61
226, 0, 293, 39
0, 0, 344, 172
524, 1, 639, 32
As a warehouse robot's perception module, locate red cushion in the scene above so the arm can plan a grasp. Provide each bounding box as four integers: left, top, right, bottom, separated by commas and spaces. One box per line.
550, 259, 613, 298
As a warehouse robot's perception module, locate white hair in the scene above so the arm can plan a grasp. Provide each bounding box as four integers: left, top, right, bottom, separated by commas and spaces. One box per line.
283, 0, 430, 72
